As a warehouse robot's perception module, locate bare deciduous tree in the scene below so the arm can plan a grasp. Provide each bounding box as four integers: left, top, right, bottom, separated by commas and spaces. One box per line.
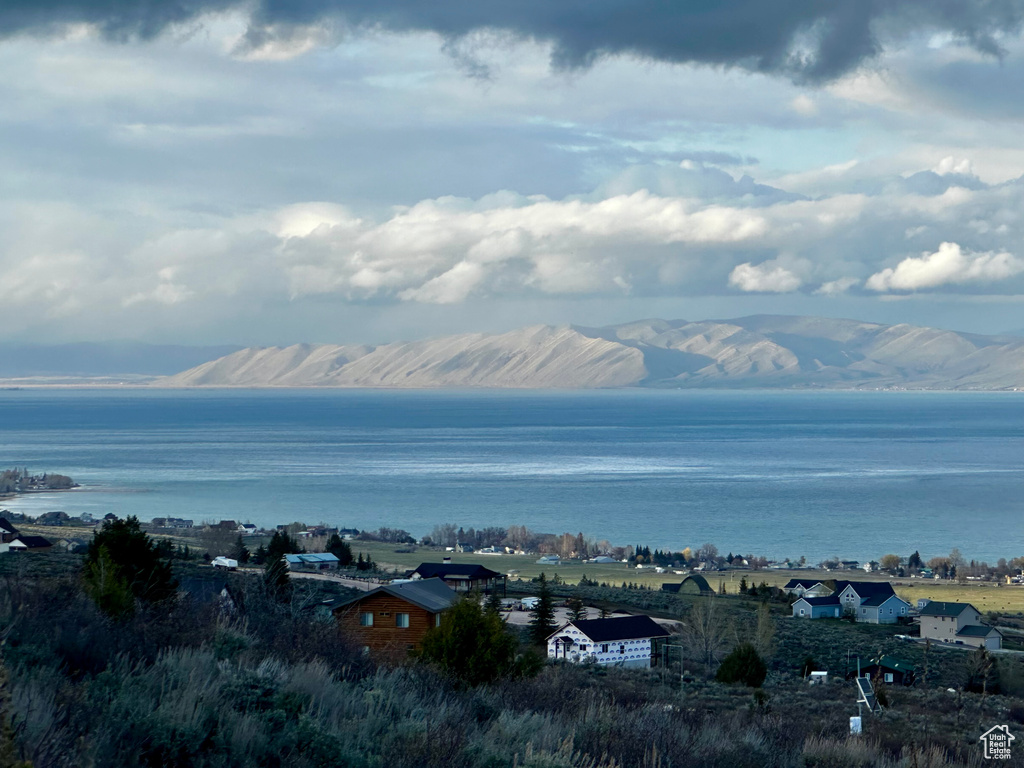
754, 602, 775, 660
684, 596, 726, 673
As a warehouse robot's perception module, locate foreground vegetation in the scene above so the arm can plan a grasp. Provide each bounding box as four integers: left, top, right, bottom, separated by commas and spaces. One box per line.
2, 539, 1023, 768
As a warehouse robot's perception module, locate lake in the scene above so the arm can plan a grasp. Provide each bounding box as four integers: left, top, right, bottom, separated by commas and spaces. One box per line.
1, 389, 1021, 563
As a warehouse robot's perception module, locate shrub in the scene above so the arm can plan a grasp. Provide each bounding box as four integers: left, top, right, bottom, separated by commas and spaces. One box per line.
715, 643, 767, 688
419, 595, 541, 686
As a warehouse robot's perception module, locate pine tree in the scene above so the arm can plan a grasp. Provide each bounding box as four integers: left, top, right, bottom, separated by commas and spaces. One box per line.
84, 515, 176, 617
485, 589, 503, 615
566, 592, 587, 623
263, 554, 291, 599
528, 573, 557, 645
230, 534, 250, 564
418, 595, 539, 686
715, 643, 767, 687
262, 530, 301, 599
325, 533, 353, 566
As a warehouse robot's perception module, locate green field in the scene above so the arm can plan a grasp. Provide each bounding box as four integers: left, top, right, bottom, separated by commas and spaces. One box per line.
18, 524, 1024, 616
347, 541, 1024, 614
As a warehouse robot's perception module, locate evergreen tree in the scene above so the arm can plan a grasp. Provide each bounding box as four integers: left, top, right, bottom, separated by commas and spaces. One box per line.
252, 544, 268, 565
528, 573, 557, 645
263, 554, 291, 599
83, 515, 176, 617
230, 534, 251, 565
715, 643, 767, 687
325, 533, 353, 566
485, 589, 503, 615
266, 530, 302, 562
566, 592, 587, 623
418, 595, 540, 686
262, 530, 301, 599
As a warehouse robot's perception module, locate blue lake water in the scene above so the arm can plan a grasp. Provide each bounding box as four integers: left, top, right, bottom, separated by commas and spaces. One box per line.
0, 389, 1021, 563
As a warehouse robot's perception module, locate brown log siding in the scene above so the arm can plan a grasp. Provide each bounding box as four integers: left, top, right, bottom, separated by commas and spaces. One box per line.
336, 591, 439, 655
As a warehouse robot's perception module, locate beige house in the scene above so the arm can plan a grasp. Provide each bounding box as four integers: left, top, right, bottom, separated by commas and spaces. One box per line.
918, 601, 1002, 650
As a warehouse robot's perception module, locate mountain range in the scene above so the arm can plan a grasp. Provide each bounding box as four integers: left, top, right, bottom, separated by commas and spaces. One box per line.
156, 316, 1024, 390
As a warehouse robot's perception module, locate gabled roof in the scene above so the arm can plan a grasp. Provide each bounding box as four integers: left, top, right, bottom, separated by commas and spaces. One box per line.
11, 535, 51, 548
860, 593, 909, 608
412, 563, 502, 580
784, 579, 824, 590
794, 596, 841, 606
0, 518, 19, 535
957, 625, 1001, 638
551, 615, 671, 643
835, 581, 896, 599
335, 577, 458, 614
919, 601, 976, 617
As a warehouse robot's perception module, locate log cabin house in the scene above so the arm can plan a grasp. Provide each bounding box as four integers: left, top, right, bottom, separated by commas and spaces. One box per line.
334, 578, 457, 656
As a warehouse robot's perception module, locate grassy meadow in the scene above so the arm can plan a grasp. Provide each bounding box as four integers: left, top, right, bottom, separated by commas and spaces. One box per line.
341, 540, 1024, 615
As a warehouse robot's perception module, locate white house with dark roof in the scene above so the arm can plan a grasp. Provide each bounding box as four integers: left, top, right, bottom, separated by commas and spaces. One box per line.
918, 601, 1002, 649
547, 616, 670, 668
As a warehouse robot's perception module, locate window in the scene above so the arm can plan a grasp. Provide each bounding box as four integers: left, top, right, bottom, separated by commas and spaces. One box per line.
601, 644, 608, 653
396, 613, 410, 628
799, 609, 805, 616
884, 673, 894, 683
619, 645, 625, 654
435, 614, 441, 627
360, 612, 373, 627
579, 644, 587, 651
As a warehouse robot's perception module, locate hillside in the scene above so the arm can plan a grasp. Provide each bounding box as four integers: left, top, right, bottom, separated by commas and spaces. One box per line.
156, 316, 1024, 390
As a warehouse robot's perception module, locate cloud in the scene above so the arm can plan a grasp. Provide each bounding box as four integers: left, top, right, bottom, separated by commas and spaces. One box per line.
815, 277, 859, 296
4, 1, 1024, 83
728, 261, 803, 293
866, 242, 1024, 291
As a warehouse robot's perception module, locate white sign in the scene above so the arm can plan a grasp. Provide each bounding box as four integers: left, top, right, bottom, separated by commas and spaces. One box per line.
980, 725, 1015, 760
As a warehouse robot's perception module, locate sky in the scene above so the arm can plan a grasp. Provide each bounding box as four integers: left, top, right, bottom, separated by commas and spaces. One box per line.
4, 1, 1024, 345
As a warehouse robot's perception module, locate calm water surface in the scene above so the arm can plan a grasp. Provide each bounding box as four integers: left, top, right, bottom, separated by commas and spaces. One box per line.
0, 389, 1021, 563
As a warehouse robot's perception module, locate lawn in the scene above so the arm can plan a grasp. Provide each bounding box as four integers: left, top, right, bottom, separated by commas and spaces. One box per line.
347, 541, 1024, 614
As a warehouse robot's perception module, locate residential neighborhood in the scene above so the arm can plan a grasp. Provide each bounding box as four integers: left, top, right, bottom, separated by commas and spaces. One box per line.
788, 579, 912, 624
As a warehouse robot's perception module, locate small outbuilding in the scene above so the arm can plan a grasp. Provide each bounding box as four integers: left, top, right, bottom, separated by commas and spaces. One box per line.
846, 655, 916, 686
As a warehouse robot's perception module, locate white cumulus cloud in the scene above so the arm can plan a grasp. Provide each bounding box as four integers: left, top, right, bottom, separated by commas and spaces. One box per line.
728, 261, 803, 293
866, 242, 1023, 292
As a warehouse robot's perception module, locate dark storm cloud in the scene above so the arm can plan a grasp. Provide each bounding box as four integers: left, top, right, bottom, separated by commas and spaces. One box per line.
5, 0, 1024, 82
